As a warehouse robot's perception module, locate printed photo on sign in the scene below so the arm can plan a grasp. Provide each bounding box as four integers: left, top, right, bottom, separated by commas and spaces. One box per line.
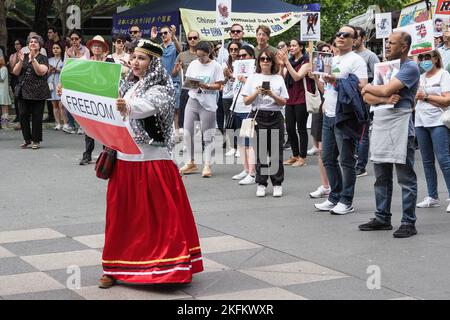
371, 59, 401, 112
395, 20, 435, 56
216, 0, 232, 27
312, 51, 333, 75
398, 1, 431, 27
434, 15, 450, 36
375, 12, 392, 39
182, 76, 207, 90
300, 12, 320, 41
233, 59, 255, 78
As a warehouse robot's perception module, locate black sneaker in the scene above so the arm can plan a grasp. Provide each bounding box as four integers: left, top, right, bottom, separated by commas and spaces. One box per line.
356, 169, 368, 178
79, 158, 91, 165
359, 218, 393, 231
393, 225, 417, 238
43, 117, 55, 123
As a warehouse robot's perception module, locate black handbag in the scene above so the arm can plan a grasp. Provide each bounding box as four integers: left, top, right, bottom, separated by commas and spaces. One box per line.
225, 82, 243, 130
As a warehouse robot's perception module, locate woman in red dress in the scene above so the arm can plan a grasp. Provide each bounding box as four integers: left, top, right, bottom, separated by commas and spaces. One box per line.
99, 39, 203, 288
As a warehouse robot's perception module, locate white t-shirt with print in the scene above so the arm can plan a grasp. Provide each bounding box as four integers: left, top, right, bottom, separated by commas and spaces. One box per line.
241, 73, 289, 112
185, 59, 225, 112
415, 69, 450, 128
323, 51, 368, 117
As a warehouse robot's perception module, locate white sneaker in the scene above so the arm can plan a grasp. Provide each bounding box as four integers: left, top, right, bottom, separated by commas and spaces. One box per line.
235, 149, 240, 158
62, 124, 76, 134
226, 148, 236, 157
273, 186, 283, 197
256, 185, 266, 197
330, 202, 355, 215
233, 170, 248, 180
54, 124, 62, 131
239, 174, 256, 185
77, 127, 85, 135
307, 146, 319, 156
416, 197, 440, 208
314, 200, 336, 212
309, 185, 331, 199
447, 201, 450, 213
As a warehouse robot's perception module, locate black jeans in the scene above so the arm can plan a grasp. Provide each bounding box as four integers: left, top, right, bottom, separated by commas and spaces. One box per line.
19, 99, 45, 143
285, 104, 309, 158
83, 135, 95, 160
179, 89, 189, 129
255, 110, 285, 187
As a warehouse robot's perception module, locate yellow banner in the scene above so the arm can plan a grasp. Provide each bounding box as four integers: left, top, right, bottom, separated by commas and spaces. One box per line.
180, 8, 303, 41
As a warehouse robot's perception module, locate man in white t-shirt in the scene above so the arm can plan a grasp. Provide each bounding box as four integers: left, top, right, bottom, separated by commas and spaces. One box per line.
314, 25, 368, 215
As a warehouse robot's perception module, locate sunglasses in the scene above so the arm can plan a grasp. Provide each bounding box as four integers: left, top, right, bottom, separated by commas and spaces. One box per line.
335, 31, 354, 39
230, 30, 242, 34
115, 39, 124, 44
130, 30, 140, 34
259, 56, 272, 63
159, 31, 169, 36
419, 54, 433, 60
70, 37, 80, 41
238, 54, 249, 59
188, 36, 198, 40
229, 47, 239, 52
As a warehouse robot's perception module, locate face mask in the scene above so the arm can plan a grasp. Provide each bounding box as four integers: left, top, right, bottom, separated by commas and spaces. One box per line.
420, 60, 433, 72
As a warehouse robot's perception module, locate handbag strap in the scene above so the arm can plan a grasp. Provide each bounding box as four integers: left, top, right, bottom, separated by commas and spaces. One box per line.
230, 81, 244, 113
303, 77, 317, 95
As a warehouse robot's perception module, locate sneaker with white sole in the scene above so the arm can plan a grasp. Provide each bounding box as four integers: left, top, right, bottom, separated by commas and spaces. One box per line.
62, 124, 76, 134
233, 170, 248, 180
239, 174, 256, 185
314, 200, 336, 211
330, 202, 355, 215
273, 186, 283, 197
77, 127, 85, 135
54, 124, 62, 131
447, 201, 450, 213
256, 185, 266, 197
307, 146, 319, 156
416, 197, 440, 208
225, 148, 236, 157
309, 185, 331, 199
235, 149, 240, 158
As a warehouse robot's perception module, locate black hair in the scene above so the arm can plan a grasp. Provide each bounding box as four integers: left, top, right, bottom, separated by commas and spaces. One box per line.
113, 33, 127, 43
343, 25, 359, 39
196, 41, 214, 59
68, 30, 83, 42
290, 39, 306, 54
240, 44, 255, 58
48, 26, 59, 35
354, 26, 366, 38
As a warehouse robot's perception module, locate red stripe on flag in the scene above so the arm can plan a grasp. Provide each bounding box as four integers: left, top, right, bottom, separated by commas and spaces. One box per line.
74, 116, 141, 155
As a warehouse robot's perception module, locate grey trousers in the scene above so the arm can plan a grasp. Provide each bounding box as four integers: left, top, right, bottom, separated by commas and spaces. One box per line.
183, 97, 217, 164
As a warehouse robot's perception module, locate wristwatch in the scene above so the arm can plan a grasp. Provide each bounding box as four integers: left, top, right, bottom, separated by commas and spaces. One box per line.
424, 94, 429, 103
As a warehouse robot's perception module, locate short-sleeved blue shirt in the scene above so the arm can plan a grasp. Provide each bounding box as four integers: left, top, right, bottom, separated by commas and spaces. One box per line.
162, 42, 180, 83
394, 59, 420, 136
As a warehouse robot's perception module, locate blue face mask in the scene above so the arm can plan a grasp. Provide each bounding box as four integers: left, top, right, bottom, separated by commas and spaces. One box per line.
420, 60, 433, 72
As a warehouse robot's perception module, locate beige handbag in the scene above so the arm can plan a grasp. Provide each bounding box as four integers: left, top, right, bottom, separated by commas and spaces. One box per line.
303, 77, 322, 114
240, 108, 259, 139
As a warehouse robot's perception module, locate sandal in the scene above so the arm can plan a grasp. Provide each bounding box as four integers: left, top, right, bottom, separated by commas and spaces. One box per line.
20, 141, 31, 149
31, 143, 40, 150
98, 275, 116, 289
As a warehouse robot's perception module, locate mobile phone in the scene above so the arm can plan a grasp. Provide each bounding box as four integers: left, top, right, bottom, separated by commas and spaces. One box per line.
262, 81, 270, 90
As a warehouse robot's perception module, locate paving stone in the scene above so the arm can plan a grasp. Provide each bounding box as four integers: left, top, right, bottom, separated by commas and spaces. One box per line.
0, 228, 65, 244
73, 234, 104, 249
2, 238, 90, 256
239, 261, 349, 287
4, 289, 84, 300
21, 250, 102, 271
197, 287, 308, 300
202, 258, 231, 273
200, 235, 261, 254
0, 272, 65, 296
51, 223, 105, 238
0, 257, 38, 276
45, 265, 103, 288
0, 246, 14, 258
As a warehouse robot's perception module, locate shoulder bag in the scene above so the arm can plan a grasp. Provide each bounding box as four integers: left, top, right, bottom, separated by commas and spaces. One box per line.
239, 107, 259, 139
95, 147, 117, 180
303, 77, 322, 114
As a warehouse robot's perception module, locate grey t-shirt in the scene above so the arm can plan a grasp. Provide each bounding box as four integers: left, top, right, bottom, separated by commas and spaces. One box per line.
356, 49, 380, 82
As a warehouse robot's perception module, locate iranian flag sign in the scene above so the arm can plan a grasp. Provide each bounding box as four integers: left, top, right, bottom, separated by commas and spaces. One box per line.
60, 59, 141, 155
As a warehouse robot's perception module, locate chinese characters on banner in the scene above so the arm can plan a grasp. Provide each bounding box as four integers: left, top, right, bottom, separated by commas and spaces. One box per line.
112, 12, 180, 38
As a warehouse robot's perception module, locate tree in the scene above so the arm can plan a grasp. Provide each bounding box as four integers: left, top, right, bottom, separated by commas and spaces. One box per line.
0, 0, 7, 52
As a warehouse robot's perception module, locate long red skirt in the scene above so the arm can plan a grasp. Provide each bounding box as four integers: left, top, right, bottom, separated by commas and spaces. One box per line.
102, 159, 203, 284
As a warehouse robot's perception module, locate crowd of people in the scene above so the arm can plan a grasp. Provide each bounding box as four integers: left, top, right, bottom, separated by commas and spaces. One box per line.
0, 22, 450, 269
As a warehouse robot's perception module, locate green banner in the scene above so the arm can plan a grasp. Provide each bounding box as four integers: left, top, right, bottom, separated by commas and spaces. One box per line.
60, 59, 122, 99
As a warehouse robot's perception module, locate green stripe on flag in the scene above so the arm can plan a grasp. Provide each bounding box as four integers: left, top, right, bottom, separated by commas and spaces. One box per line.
60, 59, 122, 99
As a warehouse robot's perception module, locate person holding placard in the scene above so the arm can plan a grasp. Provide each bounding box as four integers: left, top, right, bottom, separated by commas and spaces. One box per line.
100, 39, 203, 288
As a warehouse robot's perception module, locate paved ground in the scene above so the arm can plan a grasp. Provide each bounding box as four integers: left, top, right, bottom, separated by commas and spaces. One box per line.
1, 125, 450, 300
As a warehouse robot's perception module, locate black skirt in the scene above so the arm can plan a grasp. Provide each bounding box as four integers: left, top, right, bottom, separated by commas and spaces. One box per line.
310, 104, 323, 142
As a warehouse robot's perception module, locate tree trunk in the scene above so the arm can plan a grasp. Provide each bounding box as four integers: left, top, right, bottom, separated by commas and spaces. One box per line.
33, 0, 53, 38
0, 0, 7, 54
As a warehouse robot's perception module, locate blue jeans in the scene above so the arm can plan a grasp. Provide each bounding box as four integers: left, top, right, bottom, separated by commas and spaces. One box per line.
321, 115, 357, 206
416, 125, 450, 199
374, 136, 417, 226
66, 109, 75, 127
356, 123, 370, 171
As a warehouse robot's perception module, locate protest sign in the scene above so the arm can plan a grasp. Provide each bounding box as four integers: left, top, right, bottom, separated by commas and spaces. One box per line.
370, 59, 401, 112
398, 1, 432, 27
375, 12, 392, 39
394, 20, 435, 56
232, 59, 256, 78
434, 0, 450, 35
216, 0, 232, 28
300, 12, 320, 41
312, 51, 333, 75
60, 59, 141, 155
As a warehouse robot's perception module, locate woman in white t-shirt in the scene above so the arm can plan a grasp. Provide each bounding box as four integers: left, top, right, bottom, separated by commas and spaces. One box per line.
242, 49, 289, 198
231, 45, 257, 185
179, 41, 225, 178
415, 50, 450, 212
